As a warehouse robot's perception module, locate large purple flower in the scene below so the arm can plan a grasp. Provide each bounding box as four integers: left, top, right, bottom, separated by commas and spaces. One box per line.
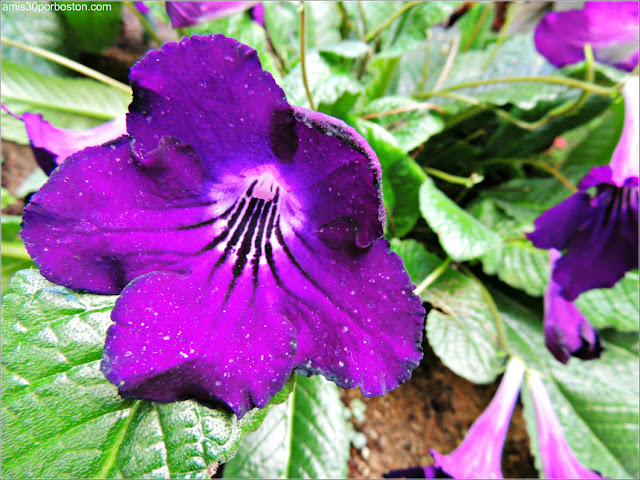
535, 1, 639, 72
544, 249, 603, 364
528, 77, 639, 301
527, 372, 603, 479
20, 35, 425, 417
385, 357, 525, 479
166, 1, 264, 28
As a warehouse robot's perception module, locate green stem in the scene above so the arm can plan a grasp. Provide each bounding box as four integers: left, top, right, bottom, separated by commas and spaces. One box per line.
415, 75, 617, 99
459, 264, 510, 354
481, 2, 515, 71
1, 242, 32, 261
432, 32, 461, 92
482, 158, 577, 192
462, 3, 492, 52
414, 257, 452, 296
364, 1, 422, 42
176, 27, 188, 38
1, 37, 131, 95
300, 2, 315, 110
357, 1, 368, 39
124, 1, 162, 45
424, 166, 484, 188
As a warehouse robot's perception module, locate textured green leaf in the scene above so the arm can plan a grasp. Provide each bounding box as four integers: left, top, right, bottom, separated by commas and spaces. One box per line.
356, 119, 425, 237
575, 273, 639, 332
390, 238, 443, 287
1, 8, 69, 76
320, 40, 370, 59
1, 270, 292, 479
393, 239, 503, 383
500, 290, 639, 478
361, 96, 445, 152
223, 375, 349, 479
2, 187, 17, 209
424, 264, 504, 384
419, 175, 501, 261
1, 60, 130, 144
59, 1, 123, 53
1, 216, 36, 295
469, 198, 549, 296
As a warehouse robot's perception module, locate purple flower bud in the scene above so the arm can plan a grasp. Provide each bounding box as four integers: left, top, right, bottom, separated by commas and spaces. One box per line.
535, 2, 639, 72
527, 372, 603, 479
528, 78, 639, 300
165, 1, 260, 28
544, 250, 603, 364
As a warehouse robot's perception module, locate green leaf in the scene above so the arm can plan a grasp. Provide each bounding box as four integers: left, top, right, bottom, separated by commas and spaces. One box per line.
1, 60, 130, 144
223, 375, 350, 479
469, 198, 549, 296
320, 40, 370, 59
392, 239, 503, 383
424, 263, 504, 384
419, 175, 501, 261
355, 119, 425, 237
500, 290, 639, 478
58, 1, 123, 53
1, 270, 292, 478
1, 186, 17, 209
1, 8, 70, 76
390, 238, 443, 287
1, 216, 36, 295
575, 272, 640, 332
360, 96, 445, 152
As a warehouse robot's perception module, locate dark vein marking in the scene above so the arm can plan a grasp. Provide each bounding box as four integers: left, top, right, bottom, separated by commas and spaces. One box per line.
226, 199, 265, 300
251, 199, 274, 290
198, 198, 246, 253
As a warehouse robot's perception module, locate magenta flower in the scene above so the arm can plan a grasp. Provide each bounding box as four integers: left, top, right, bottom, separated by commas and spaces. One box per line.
165, 1, 263, 28
385, 357, 526, 479
544, 250, 603, 364
528, 77, 639, 300
20, 35, 424, 417
535, 1, 639, 72
527, 372, 603, 479
20, 113, 126, 175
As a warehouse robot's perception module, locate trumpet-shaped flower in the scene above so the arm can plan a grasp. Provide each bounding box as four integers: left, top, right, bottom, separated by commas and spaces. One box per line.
166, 1, 263, 28
21, 35, 425, 417
385, 357, 525, 479
528, 77, 639, 300
535, 1, 639, 72
544, 250, 603, 364
527, 372, 603, 479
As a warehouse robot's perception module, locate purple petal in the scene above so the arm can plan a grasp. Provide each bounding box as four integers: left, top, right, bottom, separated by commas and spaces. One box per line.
22, 113, 126, 175
429, 357, 525, 479
102, 270, 297, 417
250, 3, 265, 27
527, 373, 603, 479
22, 136, 213, 294
134, 1, 150, 15
23, 35, 424, 416
552, 183, 639, 300
544, 250, 603, 364
534, 1, 639, 72
165, 1, 257, 28
527, 192, 593, 251
610, 77, 639, 186
127, 35, 296, 179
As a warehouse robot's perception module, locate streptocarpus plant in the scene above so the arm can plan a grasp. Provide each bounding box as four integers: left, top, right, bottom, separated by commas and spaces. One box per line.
20, 34, 425, 417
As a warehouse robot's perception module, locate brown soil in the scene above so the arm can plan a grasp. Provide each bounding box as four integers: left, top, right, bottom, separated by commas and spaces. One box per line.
342, 343, 538, 479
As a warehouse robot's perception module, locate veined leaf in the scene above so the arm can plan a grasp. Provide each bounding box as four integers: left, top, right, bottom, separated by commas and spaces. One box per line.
223, 375, 350, 479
